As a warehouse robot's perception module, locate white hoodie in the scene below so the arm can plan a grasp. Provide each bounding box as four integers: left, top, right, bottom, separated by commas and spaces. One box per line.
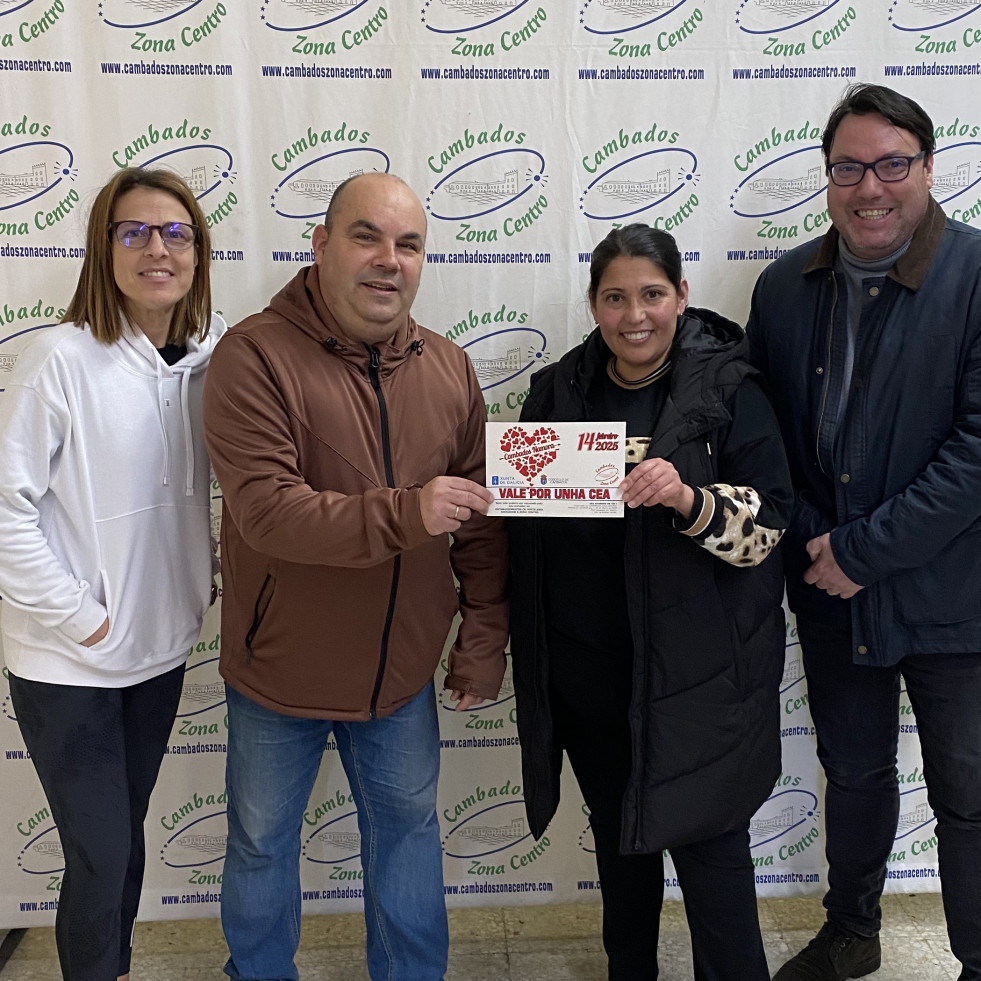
0, 314, 226, 687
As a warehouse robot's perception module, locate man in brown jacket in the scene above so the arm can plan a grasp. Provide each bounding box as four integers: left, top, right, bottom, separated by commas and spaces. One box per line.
203, 172, 508, 981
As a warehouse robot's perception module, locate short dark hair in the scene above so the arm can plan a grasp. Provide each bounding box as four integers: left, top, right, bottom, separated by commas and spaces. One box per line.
588, 224, 683, 302
62, 167, 212, 345
822, 83, 935, 161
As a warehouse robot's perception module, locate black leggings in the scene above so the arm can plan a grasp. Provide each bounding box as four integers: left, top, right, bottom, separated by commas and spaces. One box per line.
8, 664, 185, 981
549, 635, 769, 981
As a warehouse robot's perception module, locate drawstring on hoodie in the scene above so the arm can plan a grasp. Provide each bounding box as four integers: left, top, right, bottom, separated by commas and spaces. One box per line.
179, 368, 195, 496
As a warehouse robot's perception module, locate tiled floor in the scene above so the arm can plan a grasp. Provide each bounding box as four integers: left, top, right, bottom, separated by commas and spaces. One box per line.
0, 892, 960, 979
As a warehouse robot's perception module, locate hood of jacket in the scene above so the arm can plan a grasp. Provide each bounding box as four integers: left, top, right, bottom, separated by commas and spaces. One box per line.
265, 266, 424, 378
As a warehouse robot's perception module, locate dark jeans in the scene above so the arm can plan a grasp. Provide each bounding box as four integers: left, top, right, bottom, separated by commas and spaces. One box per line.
796, 616, 981, 981
8, 664, 185, 981
549, 632, 768, 981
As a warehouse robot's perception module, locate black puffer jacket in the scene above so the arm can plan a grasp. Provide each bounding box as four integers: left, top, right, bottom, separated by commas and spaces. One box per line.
509, 309, 793, 853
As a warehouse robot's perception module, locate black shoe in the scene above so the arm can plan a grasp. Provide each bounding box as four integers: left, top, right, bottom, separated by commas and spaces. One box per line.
773, 921, 881, 980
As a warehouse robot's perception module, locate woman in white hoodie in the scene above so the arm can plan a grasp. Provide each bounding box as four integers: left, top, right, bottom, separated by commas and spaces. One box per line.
0, 168, 225, 981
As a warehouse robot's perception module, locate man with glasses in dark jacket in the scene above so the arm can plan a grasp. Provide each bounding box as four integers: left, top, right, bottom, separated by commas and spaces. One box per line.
748, 83, 981, 981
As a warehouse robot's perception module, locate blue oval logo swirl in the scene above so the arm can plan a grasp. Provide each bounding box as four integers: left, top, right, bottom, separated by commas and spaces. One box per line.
749, 788, 819, 848
581, 0, 691, 35
18, 825, 65, 875
889, 0, 981, 32
160, 811, 227, 869
0, 142, 75, 213
731, 146, 826, 220
428, 149, 546, 222
0, 0, 37, 20
137, 145, 235, 202
931, 142, 981, 206
736, 0, 847, 35
894, 786, 935, 841
581, 148, 698, 221
463, 326, 548, 393
100, 0, 207, 30
423, 0, 535, 35
302, 809, 362, 864
262, 0, 373, 32
442, 799, 532, 859
272, 147, 390, 220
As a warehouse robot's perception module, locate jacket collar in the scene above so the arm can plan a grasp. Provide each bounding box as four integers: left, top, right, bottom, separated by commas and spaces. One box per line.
802, 195, 947, 292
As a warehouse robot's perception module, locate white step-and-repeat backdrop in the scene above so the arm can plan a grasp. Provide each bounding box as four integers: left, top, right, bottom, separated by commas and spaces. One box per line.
1, 0, 972, 926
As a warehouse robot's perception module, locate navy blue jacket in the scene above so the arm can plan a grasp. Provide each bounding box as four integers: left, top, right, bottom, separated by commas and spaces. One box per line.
747, 197, 981, 664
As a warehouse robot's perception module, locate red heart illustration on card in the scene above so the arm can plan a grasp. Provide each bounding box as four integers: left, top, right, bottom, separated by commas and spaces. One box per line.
500, 426, 559, 482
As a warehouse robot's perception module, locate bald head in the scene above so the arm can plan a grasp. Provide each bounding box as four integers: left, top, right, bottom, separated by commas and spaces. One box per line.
312, 172, 427, 346
324, 172, 425, 233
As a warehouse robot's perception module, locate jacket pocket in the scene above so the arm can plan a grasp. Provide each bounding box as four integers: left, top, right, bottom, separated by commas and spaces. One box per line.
76, 569, 113, 653
893, 530, 981, 626
244, 573, 276, 663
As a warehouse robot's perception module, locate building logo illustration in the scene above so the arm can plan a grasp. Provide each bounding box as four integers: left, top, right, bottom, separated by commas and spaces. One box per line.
579, 0, 691, 35
18, 825, 64, 876
463, 326, 548, 392
735, 0, 847, 34
0, 142, 76, 214
302, 809, 362, 864
889, 0, 981, 33
749, 788, 819, 848
261, 0, 371, 33
177, 657, 226, 718
930, 143, 981, 224
422, 0, 535, 35
160, 811, 226, 868
580, 148, 699, 222
427, 149, 547, 222
894, 786, 935, 842
271, 147, 390, 221
781, 644, 804, 696
442, 799, 532, 859
133, 145, 236, 204
730, 146, 826, 220
99, 0, 209, 30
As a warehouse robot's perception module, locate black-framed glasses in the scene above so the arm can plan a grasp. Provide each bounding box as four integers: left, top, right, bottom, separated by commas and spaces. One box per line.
827, 152, 926, 187
109, 220, 198, 251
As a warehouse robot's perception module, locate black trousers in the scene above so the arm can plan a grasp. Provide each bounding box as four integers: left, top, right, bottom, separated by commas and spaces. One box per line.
549, 632, 769, 981
8, 664, 185, 981
797, 616, 981, 980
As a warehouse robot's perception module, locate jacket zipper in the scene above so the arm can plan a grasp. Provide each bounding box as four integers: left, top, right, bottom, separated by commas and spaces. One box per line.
367, 345, 400, 719
814, 272, 838, 479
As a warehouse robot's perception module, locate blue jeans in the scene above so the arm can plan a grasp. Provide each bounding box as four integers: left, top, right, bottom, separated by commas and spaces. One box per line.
221, 683, 448, 981
796, 617, 981, 981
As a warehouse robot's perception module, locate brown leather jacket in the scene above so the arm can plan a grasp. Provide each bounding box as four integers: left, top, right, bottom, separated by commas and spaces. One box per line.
203, 267, 508, 719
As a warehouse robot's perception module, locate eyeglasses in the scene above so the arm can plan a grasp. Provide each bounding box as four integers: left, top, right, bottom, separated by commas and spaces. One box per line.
109, 220, 198, 251
827, 152, 926, 187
